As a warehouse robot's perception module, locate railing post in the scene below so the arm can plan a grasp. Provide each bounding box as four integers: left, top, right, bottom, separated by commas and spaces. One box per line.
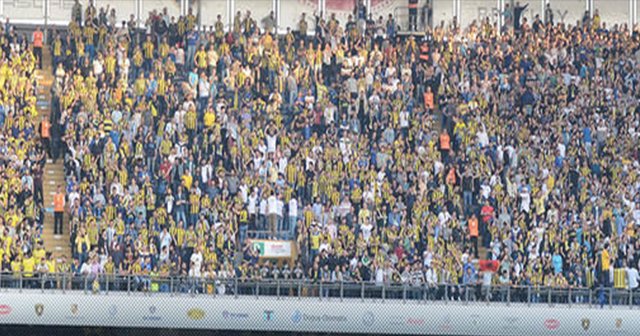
486, 284, 490, 305
444, 284, 448, 304
275, 279, 279, 299
235, 277, 239, 299
41, 275, 45, 293
340, 281, 344, 302
589, 289, 593, 308
548, 287, 552, 307
506, 286, 511, 307
464, 285, 469, 304
84, 276, 88, 295
297, 280, 301, 300
255, 281, 259, 299
382, 284, 386, 303
527, 286, 531, 306
319, 281, 323, 302
127, 275, 131, 295
568, 287, 572, 308
630, 289, 633, 309
609, 288, 613, 309
170, 277, 174, 296
361, 282, 365, 302
62, 274, 66, 294
402, 284, 407, 303
19, 273, 23, 293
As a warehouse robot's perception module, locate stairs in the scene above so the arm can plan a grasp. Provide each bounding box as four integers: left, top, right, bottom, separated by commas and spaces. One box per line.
37, 47, 71, 259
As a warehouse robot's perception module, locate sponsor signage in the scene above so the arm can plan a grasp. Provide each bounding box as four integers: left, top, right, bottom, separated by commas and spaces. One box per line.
291, 310, 347, 324
222, 310, 249, 320
251, 240, 293, 258
545, 319, 560, 330
35, 304, 44, 317
263, 310, 275, 321
0, 305, 11, 316
187, 308, 206, 320
502, 316, 520, 331
143, 306, 162, 321
67, 303, 85, 319
2, 291, 640, 334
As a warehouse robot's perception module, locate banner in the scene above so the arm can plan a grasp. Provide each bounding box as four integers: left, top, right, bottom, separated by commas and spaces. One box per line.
0, 290, 637, 335
252, 240, 293, 258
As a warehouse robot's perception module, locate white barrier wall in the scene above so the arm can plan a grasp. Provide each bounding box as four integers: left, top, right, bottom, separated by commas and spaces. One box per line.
0, 0, 635, 28
0, 290, 638, 335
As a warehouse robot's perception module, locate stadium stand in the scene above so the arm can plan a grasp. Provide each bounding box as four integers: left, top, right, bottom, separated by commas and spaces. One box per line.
1, 1, 640, 313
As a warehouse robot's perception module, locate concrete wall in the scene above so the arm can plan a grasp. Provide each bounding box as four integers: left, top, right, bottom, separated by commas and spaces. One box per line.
0, 289, 637, 334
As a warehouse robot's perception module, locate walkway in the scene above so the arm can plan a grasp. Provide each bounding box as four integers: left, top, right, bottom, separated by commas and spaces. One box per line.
37, 47, 70, 259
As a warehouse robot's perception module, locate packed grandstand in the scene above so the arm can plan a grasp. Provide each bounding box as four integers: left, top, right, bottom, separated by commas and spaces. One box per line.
1, 0, 640, 308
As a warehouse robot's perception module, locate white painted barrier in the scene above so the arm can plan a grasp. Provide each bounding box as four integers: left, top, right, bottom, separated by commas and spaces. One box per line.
0, 289, 637, 335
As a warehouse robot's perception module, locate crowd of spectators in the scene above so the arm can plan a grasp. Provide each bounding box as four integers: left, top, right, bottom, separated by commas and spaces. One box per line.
0, 21, 49, 283
2, 2, 640, 302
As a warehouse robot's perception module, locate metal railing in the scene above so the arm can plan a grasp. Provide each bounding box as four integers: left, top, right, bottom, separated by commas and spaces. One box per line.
0, 271, 637, 309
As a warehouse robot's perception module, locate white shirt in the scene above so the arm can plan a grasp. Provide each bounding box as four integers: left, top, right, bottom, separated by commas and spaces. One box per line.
198, 79, 211, 98
557, 143, 566, 158
266, 134, 277, 153
425, 268, 438, 286
201, 163, 213, 184
68, 191, 80, 208
267, 195, 278, 215
361, 223, 373, 242
477, 129, 489, 148
165, 195, 174, 214
259, 198, 267, 216
93, 59, 104, 76
175, 48, 185, 65
633, 208, 640, 225
520, 190, 531, 213
399, 111, 409, 128
627, 267, 640, 289
276, 199, 284, 217
248, 194, 258, 215
190, 252, 203, 270
278, 157, 288, 175
375, 268, 384, 286
438, 211, 451, 226
160, 231, 172, 250
288, 198, 298, 218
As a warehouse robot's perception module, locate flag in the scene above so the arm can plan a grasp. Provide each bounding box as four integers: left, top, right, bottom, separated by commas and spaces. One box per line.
478, 260, 500, 273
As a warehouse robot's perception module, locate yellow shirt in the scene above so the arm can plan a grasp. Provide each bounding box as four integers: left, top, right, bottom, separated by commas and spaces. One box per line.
602, 250, 610, 270
203, 111, 216, 128
22, 257, 36, 277
182, 174, 193, 190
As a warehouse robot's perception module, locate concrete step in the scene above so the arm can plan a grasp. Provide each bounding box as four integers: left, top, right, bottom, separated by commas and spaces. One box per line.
39, 46, 71, 259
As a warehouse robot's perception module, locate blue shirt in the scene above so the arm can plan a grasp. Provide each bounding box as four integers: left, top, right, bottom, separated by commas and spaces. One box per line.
552, 254, 563, 274
583, 127, 592, 143
187, 32, 199, 46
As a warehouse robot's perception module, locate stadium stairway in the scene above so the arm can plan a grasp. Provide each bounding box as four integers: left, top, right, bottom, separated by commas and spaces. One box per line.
435, 102, 487, 261
37, 47, 71, 260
